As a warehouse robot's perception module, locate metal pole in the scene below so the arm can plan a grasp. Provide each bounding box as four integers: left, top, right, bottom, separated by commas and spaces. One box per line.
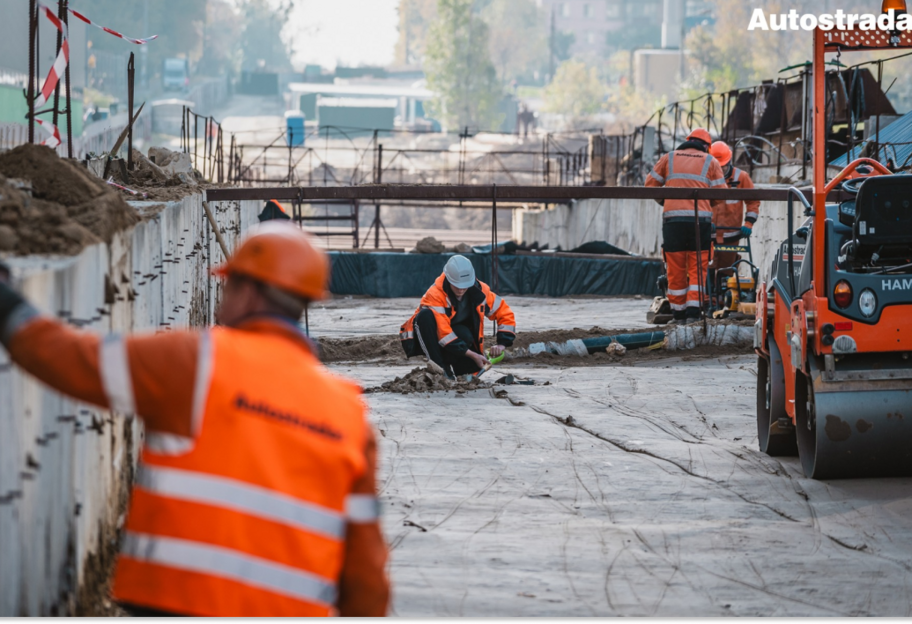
491, 184, 498, 292
63, 0, 72, 157
27, 0, 36, 143
52, 0, 64, 131
127, 52, 135, 172
375, 143, 383, 249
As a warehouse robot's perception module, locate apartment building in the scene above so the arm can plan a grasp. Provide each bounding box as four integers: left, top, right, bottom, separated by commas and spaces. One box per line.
536, 0, 664, 56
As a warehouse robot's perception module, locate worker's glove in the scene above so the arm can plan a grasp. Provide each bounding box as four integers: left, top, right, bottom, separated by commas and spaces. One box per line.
740, 226, 753, 238
0, 264, 27, 348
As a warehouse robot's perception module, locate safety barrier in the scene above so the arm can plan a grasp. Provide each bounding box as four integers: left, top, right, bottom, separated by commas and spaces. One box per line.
0, 193, 259, 615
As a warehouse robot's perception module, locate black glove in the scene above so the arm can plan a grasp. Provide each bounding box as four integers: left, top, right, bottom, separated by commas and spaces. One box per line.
0, 263, 27, 345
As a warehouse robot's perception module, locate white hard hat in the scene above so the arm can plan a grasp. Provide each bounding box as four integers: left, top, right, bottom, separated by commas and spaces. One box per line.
444, 255, 476, 289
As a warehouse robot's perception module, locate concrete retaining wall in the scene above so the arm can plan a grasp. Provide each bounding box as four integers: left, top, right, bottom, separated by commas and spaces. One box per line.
0, 194, 259, 615
514, 193, 807, 281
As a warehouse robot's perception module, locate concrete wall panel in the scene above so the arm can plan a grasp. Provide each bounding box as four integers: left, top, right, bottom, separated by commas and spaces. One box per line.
0, 194, 258, 615
515, 196, 806, 281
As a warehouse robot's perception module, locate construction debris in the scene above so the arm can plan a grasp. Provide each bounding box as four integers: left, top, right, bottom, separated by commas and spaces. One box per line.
366, 366, 491, 394
414, 236, 447, 254
0, 144, 139, 255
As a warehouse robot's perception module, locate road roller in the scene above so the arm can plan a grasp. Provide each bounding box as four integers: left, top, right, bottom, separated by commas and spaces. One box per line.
755, 11, 912, 479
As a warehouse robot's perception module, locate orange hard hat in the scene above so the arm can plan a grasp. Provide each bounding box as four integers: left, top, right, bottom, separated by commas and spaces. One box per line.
710, 141, 732, 166
686, 128, 712, 145
212, 221, 330, 301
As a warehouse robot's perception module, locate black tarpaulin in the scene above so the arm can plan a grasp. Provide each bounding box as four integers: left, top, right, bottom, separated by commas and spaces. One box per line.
328, 253, 662, 298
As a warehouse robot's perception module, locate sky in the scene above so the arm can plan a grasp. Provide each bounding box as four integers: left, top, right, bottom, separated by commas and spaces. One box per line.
286, 0, 400, 70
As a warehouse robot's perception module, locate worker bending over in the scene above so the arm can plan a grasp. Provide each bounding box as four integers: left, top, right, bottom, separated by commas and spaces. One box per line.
645, 128, 726, 324
709, 141, 761, 273
0, 224, 389, 617
400, 255, 516, 378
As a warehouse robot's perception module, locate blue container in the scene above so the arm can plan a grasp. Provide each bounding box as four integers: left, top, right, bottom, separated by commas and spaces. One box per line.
285, 110, 306, 147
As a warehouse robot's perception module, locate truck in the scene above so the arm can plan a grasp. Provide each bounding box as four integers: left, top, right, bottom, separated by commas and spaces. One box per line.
162, 57, 189, 91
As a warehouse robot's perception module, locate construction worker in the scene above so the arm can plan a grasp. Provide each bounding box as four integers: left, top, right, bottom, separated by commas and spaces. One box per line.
0, 224, 389, 617
709, 141, 761, 274
645, 128, 726, 324
258, 198, 291, 222
400, 255, 516, 378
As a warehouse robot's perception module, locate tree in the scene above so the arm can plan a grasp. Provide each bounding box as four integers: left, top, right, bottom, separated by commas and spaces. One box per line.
239, 0, 296, 71
543, 59, 608, 128
481, 0, 546, 84
199, 0, 244, 77
394, 0, 438, 65
424, 0, 504, 132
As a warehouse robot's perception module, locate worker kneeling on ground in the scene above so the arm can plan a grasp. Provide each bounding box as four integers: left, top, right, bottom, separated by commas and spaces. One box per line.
709, 141, 761, 273
0, 224, 389, 617
400, 255, 516, 378
645, 128, 726, 324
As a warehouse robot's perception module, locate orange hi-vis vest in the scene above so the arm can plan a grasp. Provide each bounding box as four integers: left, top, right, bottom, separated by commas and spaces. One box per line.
645, 148, 727, 222
400, 273, 516, 351
111, 326, 376, 617
713, 167, 761, 239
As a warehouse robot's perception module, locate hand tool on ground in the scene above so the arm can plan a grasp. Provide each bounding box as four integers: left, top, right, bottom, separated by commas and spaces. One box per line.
102, 101, 144, 180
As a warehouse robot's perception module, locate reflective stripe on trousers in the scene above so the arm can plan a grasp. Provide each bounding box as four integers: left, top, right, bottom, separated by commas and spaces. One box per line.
120, 532, 337, 607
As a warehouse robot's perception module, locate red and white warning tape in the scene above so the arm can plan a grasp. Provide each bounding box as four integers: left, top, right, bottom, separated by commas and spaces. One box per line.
66, 5, 158, 45
36, 119, 61, 148
33, 4, 69, 110
30, 3, 157, 148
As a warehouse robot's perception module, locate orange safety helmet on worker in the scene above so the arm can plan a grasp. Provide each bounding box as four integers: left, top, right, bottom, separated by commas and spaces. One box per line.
0, 224, 390, 617
645, 129, 726, 322
400, 259, 516, 361
709, 141, 761, 241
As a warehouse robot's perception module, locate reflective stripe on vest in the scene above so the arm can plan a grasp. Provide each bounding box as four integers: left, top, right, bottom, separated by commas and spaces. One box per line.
121, 532, 337, 607
345, 494, 381, 523
422, 304, 448, 315
487, 296, 503, 317
648, 170, 665, 184
136, 465, 346, 539
663, 209, 713, 220
498, 325, 516, 334
666, 152, 715, 185
100, 335, 136, 414
725, 169, 743, 204
439, 331, 457, 346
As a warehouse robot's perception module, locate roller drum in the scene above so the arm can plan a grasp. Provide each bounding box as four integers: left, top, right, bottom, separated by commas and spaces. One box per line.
796, 355, 912, 479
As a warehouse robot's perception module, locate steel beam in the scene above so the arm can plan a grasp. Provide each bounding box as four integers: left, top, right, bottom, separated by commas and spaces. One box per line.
207, 185, 845, 204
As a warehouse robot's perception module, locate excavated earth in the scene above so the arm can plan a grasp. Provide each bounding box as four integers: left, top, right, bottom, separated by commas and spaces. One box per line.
0, 144, 139, 255
318, 326, 748, 368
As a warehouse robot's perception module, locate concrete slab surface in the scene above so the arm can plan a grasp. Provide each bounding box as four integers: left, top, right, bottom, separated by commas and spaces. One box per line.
324, 297, 912, 617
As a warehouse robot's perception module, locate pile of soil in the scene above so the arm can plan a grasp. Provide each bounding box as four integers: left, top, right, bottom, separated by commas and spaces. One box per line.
319, 335, 403, 363
366, 366, 492, 394
0, 144, 139, 255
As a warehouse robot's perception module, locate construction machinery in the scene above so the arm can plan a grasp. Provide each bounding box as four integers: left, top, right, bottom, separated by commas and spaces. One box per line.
708, 228, 759, 320
755, 5, 912, 478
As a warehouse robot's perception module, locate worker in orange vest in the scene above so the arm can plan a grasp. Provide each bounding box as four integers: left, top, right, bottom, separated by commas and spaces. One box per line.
645, 128, 726, 324
0, 224, 389, 617
400, 255, 516, 378
258, 198, 291, 222
708, 141, 761, 274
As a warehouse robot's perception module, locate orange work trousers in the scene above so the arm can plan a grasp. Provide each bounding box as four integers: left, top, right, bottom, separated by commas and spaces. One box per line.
664, 250, 710, 317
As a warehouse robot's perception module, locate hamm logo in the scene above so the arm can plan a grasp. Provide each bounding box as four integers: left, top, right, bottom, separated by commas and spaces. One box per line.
883, 278, 912, 291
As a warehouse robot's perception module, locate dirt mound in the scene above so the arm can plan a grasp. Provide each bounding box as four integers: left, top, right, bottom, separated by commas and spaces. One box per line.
319, 334, 403, 363
0, 144, 139, 255
366, 366, 491, 394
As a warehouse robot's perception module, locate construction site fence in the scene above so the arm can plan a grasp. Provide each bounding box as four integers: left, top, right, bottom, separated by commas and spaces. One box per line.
0, 193, 261, 616
227, 127, 595, 188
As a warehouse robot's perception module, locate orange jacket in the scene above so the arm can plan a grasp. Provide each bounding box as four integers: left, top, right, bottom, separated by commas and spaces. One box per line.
713, 167, 760, 239
645, 148, 727, 221
400, 273, 516, 355
5, 314, 389, 617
